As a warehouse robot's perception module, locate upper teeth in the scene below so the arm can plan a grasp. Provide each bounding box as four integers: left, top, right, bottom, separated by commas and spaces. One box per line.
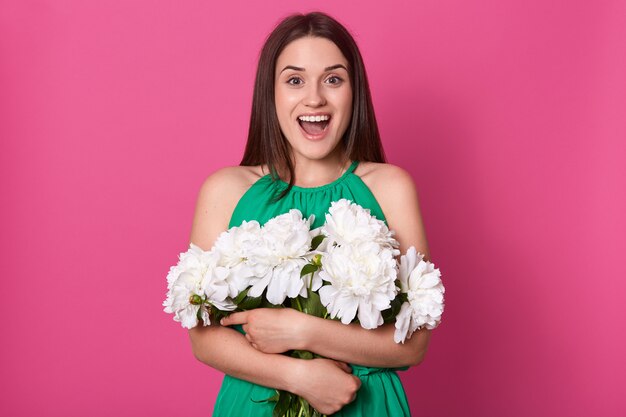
298, 115, 330, 122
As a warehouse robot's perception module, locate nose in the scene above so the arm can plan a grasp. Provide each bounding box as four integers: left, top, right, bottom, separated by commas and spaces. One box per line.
303, 83, 326, 107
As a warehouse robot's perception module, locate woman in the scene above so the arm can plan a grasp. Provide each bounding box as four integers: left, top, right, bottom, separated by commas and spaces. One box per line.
188, 11, 431, 416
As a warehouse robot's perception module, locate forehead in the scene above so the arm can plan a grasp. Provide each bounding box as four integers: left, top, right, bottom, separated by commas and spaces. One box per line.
275, 36, 348, 74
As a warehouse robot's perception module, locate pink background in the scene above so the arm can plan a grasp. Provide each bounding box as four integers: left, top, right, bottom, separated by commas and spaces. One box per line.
1, 1, 625, 416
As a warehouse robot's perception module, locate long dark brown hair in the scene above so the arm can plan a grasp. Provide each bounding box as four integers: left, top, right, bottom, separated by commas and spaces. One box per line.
240, 12, 385, 197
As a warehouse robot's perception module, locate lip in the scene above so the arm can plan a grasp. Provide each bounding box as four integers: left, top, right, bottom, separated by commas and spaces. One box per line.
297, 114, 332, 141
297, 112, 332, 119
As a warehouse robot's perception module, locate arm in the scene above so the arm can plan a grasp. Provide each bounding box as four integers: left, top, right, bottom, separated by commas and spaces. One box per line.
297, 317, 431, 368
223, 308, 430, 367
189, 324, 297, 391
222, 164, 433, 368
185, 168, 361, 414
189, 323, 363, 414
343, 165, 432, 366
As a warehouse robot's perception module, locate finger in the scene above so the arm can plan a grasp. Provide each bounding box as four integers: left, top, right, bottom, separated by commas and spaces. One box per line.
245, 333, 253, 343
350, 391, 358, 402
333, 361, 352, 373
220, 311, 248, 326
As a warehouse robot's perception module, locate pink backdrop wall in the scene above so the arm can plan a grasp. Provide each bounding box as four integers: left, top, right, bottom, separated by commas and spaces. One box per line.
1, 1, 625, 416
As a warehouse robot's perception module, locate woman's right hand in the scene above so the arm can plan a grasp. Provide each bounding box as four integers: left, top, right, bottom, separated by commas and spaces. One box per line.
291, 358, 362, 415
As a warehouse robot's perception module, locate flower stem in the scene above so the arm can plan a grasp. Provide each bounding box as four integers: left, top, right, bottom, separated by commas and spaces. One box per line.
294, 297, 303, 312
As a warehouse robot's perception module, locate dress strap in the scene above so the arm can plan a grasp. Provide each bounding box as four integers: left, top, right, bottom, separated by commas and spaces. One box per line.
346, 160, 359, 174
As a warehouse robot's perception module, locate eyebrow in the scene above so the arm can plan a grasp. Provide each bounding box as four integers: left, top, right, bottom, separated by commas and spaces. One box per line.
280, 64, 348, 73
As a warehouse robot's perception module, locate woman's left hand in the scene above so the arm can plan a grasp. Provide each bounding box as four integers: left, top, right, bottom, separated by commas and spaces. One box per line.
220, 308, 310, 353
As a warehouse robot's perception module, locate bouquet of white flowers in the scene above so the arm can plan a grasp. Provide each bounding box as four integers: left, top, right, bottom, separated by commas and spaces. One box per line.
163, 210, 321, 328
318, 199, 401, 330
163, 198, 445, 417
162, 243, 237, 329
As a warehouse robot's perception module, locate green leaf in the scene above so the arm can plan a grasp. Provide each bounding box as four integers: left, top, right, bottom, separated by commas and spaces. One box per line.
291, 349, 314, 360
273, 390, 295, 417
251, 390, 279, 404
300, 263, 319, 277
311, 234, 326, 250
382, 294, 406, 323
239, 295, 262, 310
301, 289, 327, 318
233, 288, 250, 304
260, 297, 283, 308
210, 308, 230, 323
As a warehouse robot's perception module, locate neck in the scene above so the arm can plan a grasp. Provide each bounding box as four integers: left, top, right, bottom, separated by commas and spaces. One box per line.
283, 148, 351, 188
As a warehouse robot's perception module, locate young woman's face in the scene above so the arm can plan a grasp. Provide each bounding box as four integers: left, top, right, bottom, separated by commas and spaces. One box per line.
274, 36, 352, 162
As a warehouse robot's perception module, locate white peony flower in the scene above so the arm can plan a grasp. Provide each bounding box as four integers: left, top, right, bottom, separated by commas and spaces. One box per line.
163, 268, 211, 329
163, 244, 236, 329
213, 220, 262, 266
200, 250, 237, 311
246, 210, 314, 304
394, 247, 445, 343
212, 220, 263, 297
321, 199, 400, 255
318, 241, 398, 329
165, 243, 205, 290
266, 258, 309, 305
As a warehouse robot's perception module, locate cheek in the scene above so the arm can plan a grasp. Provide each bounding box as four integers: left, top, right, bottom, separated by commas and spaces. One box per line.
337, 94, 353, 123
274, 95, 290, 126
275, 89, 299, 118
274, 92, 298, 143
343, 90, 353, 112
330, 88, 352, 114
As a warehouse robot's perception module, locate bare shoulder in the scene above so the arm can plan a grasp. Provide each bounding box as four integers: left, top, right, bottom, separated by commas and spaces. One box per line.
356, 162, 418, 202
355, 162, 429, 257
355, 161, 419, 223
189, 165, 266, 250
199, 165, 265, 198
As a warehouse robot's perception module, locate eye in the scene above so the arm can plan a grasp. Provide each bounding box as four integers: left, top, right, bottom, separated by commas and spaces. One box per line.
326, 75, 343, 85
287, 76, 303, 86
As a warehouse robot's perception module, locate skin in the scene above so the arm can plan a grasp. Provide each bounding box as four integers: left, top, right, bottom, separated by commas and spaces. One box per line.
273, 36, 353, 183
187, 36, 431, 415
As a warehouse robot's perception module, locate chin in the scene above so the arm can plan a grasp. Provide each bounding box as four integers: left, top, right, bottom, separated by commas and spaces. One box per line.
294, 143, 344, 161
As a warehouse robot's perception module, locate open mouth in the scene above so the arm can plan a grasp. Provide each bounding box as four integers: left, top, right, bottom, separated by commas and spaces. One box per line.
298, 115, 331, 137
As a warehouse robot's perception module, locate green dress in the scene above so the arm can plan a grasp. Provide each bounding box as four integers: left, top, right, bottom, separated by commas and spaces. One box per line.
212, 160, 411, 417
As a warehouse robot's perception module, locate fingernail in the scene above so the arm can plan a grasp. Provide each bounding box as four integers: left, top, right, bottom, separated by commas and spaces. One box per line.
220, 319, 224, 325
